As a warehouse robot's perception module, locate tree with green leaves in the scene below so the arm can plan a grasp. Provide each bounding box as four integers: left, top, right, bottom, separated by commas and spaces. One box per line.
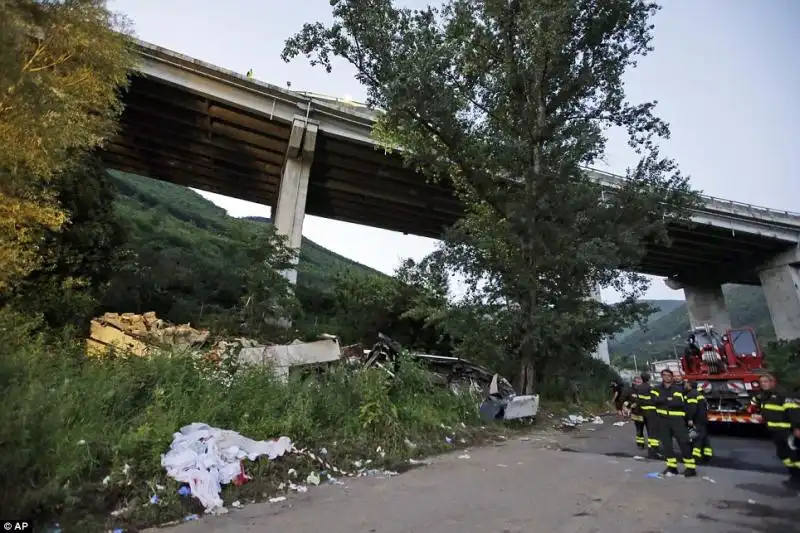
283, 0, 700, 392
5, 157, 126, 330
0, 0, 135, 294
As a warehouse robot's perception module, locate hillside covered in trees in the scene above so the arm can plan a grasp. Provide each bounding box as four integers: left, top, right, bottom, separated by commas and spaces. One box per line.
103, 171, 383, 325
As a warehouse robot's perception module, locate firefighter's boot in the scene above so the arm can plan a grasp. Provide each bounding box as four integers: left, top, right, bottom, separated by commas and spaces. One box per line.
684, 468, 697, 478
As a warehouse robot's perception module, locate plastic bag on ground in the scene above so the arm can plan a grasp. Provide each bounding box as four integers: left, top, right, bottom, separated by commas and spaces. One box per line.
161, 423, 293, 513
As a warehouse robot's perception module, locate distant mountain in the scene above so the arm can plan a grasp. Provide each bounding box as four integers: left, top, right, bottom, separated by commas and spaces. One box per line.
609, 285, 774, 367
612, 299, 685, 341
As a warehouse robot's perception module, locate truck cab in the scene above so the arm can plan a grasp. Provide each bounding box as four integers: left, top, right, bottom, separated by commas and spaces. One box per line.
682, 325, 766, 424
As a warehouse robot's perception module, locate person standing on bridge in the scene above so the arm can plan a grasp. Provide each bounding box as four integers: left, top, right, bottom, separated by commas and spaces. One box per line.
750, 372, 800, 489
684, 381, 712, 464
652, 368, 697, 477
634, 372, 661, 459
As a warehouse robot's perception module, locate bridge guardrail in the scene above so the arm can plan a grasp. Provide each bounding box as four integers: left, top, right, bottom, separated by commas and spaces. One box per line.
586, 167, 800, 220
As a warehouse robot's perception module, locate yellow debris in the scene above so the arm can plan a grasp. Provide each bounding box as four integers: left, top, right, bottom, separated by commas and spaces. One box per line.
86, 312, 210, 357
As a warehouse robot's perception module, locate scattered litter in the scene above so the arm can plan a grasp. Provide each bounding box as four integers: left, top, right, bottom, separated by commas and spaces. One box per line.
409, 458, 430, 466
160, 422, 292, 514
404, 438, 417, 448
633, 456, 645, 461
747, 499, 756, 505
585, 428, 597, 432
613, 421, 626, 427
327, 476, 345, 485
288, 468, 297, 478
646, 472, 663, 479
458, 454, 471, 459
112, 529, 124, 533
184, 514, 199, 521
231, 500, 243, 509
497, 464, 508, 468
702, 476, 716, 484
177, 485, 191, 496
306, 472, 321, 486
149, 494, 159, 505
269, 496, 287, 503
591, 416, 604, 424
445, 436, 453, 444
319, 447, 328, 455
519, 437, 530, 441
110, 506, 130, 517
624, 469, 633, 472
288, 482, 308, 492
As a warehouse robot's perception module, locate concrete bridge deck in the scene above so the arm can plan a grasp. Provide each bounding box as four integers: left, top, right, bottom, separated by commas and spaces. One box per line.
101, 39, 800, 287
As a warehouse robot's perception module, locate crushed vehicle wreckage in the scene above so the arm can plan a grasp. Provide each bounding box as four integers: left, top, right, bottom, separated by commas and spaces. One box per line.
85, 314, 538, 421
354, 333, 539, 422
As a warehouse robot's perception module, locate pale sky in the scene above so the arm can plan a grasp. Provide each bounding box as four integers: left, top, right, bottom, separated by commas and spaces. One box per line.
108, 0, 799, 303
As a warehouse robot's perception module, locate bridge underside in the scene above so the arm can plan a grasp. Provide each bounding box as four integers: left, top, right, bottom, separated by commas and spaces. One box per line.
101, 74, 788, 286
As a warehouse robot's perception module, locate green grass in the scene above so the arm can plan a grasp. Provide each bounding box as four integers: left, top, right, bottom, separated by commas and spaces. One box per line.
0, 310, 493, 532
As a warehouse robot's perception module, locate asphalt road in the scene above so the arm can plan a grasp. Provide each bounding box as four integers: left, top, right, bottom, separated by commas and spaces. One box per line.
149, 415, 800, 533
544, 415, 784, 475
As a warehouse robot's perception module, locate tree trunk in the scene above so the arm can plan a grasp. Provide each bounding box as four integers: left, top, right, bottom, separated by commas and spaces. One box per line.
516, 357, 536, 395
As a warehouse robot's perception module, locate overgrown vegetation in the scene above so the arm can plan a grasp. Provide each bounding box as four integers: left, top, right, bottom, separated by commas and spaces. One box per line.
0, 309, 485, 532
0, 0, 135, 292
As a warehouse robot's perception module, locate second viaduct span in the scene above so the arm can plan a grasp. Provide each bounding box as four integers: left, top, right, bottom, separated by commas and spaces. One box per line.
101, 40, 800, 342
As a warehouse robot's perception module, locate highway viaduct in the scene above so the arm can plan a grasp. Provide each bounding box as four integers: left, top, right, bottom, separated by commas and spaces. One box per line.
98, 39, 800, 356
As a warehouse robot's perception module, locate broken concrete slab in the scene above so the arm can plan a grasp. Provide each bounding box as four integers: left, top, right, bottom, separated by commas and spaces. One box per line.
238, 337, 342, 381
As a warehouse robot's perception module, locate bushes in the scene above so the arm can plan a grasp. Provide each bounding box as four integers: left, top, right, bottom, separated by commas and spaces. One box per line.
767, 339, 800, 393
0, 313, 482, 531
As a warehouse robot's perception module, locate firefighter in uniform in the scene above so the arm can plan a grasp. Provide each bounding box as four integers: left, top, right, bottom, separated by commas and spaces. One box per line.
751, 372, 800, 488
684, 380, 712, 463
652, 368, 697, 477
625, 375, 647, 449
635, 372, 661, 458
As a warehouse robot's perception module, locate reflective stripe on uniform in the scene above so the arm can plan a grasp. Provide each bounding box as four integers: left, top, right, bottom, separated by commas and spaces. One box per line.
768, 421, 791, 429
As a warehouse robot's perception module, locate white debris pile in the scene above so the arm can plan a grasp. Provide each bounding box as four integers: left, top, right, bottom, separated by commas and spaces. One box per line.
559, 414, 605, 428
161, 423, 293, 513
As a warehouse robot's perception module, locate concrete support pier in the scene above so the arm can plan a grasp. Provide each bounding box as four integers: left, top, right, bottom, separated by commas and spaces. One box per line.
664, 279, 732, 331
590, 285, 610, 364
273, 116, 318, 285
758, 249, 800, 340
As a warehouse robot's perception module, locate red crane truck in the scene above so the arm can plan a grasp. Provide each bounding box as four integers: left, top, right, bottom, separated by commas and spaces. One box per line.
680, 324, 767, 425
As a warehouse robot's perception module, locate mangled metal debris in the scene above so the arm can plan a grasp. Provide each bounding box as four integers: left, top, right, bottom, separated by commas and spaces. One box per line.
363, 333, 539, 422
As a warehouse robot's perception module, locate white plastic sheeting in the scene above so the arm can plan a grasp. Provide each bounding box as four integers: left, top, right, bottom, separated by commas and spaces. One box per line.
161, 423, 293, 513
